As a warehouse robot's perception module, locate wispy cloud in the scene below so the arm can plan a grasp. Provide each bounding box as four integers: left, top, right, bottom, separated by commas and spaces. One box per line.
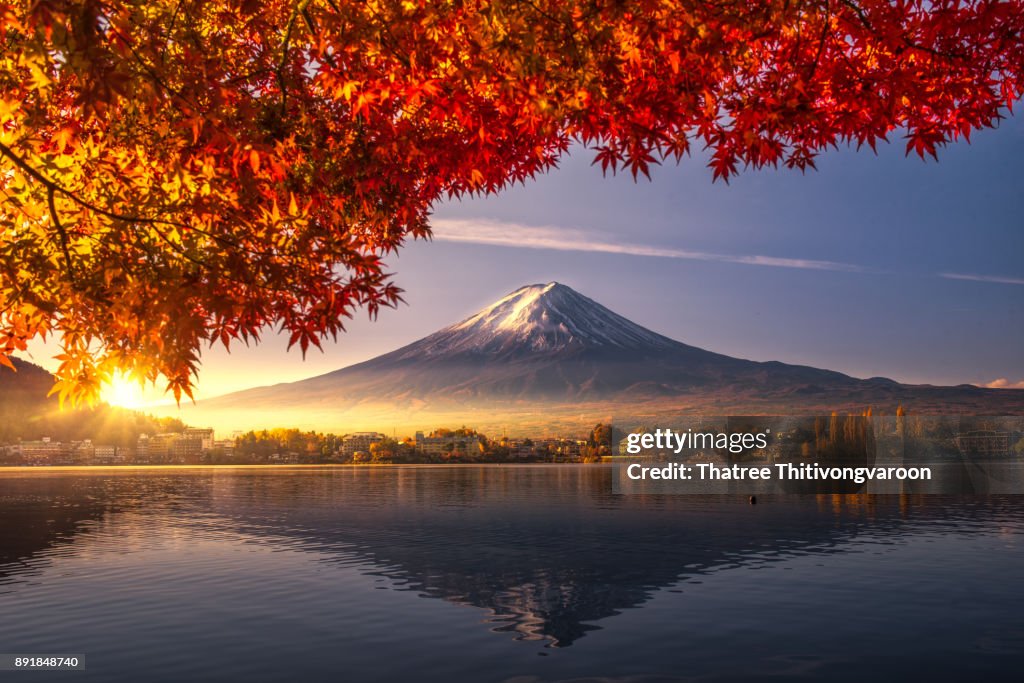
940, 273, 1024, 286
431, 219, 866, 273
980, 378, 1024, 389
431, 219, 1024, 286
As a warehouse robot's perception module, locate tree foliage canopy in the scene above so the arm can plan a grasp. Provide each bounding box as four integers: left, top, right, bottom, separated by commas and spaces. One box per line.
2, 0, 1022, 403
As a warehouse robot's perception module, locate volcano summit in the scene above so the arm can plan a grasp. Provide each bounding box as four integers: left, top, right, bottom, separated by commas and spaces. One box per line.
184, 282, 1024, 432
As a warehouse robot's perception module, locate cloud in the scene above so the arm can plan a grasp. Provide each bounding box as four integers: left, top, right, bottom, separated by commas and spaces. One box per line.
430, 219, 1024, 287
430, 219, 866, 273
981, 378, 1024, 389
940, 273, 1024, 286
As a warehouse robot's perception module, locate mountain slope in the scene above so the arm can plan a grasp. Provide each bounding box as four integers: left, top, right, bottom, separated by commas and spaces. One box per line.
0, 357, 186, 445
221, 283, 856, 405
187, 282, 1024, 432
0, 357, 55, 410
395, 282, 682, 357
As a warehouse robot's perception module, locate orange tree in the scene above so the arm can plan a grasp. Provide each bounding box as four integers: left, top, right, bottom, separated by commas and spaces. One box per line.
2, 0, 1022, 403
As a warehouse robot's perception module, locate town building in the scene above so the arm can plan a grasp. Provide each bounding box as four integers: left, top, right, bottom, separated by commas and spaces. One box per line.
341, 432, 384, 457
955, 430, 1012, 457
415, 432, 482, 457
184, 428, 215, 451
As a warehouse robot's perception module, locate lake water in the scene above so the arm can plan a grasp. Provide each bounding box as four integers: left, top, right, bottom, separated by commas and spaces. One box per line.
1, 465, 1022, 682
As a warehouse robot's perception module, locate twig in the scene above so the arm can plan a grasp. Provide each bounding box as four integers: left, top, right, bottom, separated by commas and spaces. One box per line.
0, 140, 289, 261
278, 0, 314, 111
46, 186, 78, 285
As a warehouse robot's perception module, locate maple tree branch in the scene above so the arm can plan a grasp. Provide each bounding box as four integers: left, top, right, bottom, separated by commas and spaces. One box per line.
838, 0, 872, 31
46, 186, 78, 286
1, 138, 342, 300
0, 141, 287, 262
838, 0, 967, 60
356, 4, 412, 69
301, 7, 318, 34
809, 0, 832, 79
0, 245, 45, 317
521, 0, 586, 69
0, 140, 189, 231
161, 0, 186, 66
105, 27, 200, 113
278, 0, 314, 110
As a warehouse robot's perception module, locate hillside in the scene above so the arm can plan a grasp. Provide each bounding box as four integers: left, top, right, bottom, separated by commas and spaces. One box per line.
174, 283, 1024, 434
0, 357, 184, 446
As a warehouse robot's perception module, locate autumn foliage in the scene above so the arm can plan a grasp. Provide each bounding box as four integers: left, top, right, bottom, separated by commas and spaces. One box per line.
1, 0, 1022, 403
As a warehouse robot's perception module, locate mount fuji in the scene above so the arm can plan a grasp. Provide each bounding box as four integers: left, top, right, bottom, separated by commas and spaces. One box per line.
187, 282, 1023, 432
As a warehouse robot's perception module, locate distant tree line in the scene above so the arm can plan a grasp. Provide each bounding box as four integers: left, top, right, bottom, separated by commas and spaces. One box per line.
224, 424, 615, 465
0, 405, 185, 449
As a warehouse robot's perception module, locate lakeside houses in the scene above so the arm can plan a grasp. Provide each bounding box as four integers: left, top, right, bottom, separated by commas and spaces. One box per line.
414, 431, 483, 457
0, 424, 615, 466
341, 432, 385, 459
137, 432, 203, 464
8, 437, 127, 466
16, 437, 94, 466
92, 444, 125, 465
185, 428, 216, 451
954, 430, 1013, 458
3, 421, 1023, 467
0, 429, 218, 466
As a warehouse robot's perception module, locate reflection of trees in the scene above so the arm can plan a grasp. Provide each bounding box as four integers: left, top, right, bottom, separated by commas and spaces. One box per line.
2, 468, 1016, 647
0, 474, 207, 583
203, 468, 926, 646
0, 477, 110, 582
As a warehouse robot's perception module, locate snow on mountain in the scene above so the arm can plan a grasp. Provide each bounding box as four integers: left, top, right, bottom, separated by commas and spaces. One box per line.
185, 282, 1024, 431
213, 281, 846, 404
399, 282, 679, 358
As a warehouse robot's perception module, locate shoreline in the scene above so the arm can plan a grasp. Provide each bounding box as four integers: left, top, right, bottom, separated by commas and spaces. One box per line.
0, 462, 609, 473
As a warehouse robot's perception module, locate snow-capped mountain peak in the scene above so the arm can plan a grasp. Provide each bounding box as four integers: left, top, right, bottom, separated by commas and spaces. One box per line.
401, 282, 679, 357
193, 281, 1024, 426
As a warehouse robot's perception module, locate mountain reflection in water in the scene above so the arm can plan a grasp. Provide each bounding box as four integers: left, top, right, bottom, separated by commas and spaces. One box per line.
1, 466, 1022, 682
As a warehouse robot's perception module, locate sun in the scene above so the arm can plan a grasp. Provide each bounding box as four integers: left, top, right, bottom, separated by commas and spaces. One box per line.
102, 372, 145, 410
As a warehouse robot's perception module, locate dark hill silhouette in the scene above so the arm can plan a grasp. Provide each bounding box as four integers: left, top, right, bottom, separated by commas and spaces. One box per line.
0, 357, 184, 446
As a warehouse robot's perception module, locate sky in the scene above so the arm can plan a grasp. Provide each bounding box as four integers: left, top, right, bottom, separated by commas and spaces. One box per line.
24, 113, 1024, 406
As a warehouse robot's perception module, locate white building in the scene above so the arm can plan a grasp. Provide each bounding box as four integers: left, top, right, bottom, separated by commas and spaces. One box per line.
184, 428, 215, 451
341, 432, 384, 456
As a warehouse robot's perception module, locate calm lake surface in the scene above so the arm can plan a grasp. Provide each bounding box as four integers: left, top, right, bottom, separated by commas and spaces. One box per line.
1, 465, 1022, 682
